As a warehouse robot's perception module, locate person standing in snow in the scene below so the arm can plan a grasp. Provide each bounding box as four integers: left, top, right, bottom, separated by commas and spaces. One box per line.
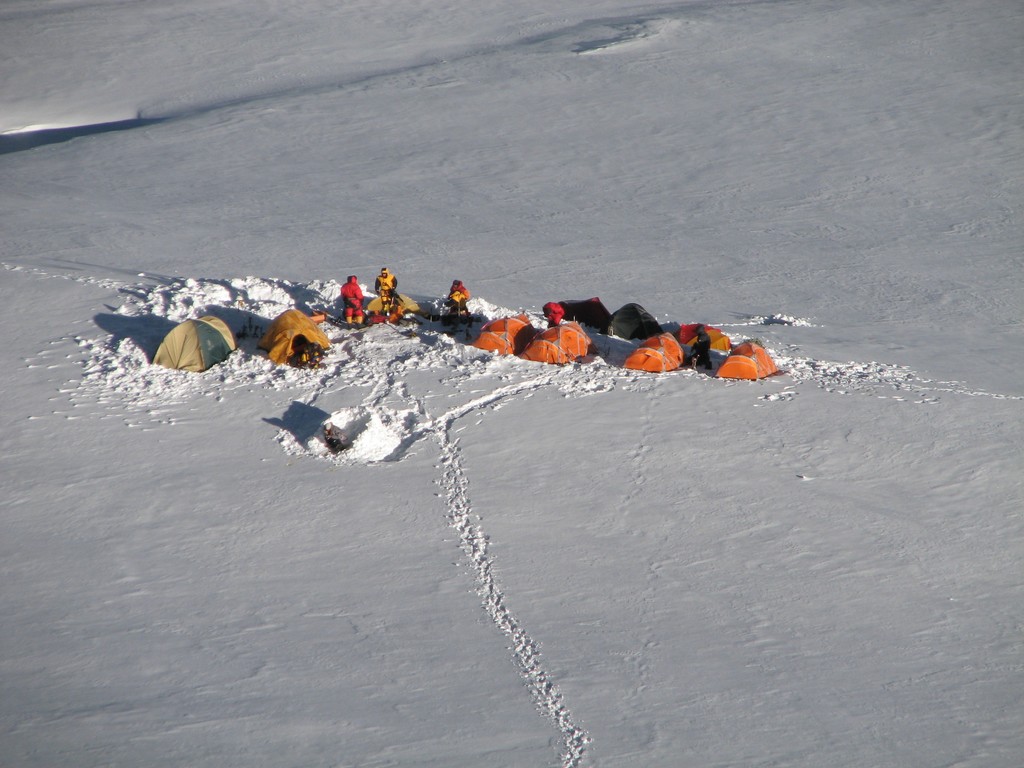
340, 275, 364, 325
690, 323, 713, 370
375, 267, 397, 312
542, 302, 564, 328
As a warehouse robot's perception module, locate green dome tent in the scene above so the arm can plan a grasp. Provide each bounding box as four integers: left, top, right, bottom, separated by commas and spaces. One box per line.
608, 303, 663, 340
153, 316, 237, 372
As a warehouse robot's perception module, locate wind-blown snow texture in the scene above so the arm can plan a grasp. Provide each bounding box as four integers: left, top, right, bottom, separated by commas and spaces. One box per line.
2, 2, 1022, 767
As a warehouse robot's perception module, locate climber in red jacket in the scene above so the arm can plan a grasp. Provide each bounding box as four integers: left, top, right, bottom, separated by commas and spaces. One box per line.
542, 302, 565, 327
340, 275, 365, 324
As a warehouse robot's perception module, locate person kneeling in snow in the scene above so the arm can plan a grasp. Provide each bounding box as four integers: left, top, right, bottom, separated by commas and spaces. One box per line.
443, 279, 471, 326
340, 275, 364, 324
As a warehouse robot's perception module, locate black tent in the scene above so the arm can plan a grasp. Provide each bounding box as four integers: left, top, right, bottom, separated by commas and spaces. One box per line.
557, 297, 612, 332
608, 303, 663, 340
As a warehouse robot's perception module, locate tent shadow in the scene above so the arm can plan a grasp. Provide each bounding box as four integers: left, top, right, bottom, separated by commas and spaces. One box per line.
93, 311, 178, 360
94, 307, 272, 362
263, 401, 329, 446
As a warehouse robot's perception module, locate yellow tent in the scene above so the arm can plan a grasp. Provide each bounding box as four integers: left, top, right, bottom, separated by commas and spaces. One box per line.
366, 293, 422, 316
678, 323, 732, 352
258, 309, 331, 366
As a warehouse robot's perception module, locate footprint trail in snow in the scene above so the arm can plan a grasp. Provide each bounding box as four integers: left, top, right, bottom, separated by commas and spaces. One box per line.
17, 267, 1024, 767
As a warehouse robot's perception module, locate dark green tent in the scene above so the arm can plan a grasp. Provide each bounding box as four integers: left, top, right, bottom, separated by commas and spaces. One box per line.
608, 303, 663, 340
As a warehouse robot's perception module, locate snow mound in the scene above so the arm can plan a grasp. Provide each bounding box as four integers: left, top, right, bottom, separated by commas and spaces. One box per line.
53, 270, 1019, 441
755, 313, 815, 327
321, 406, 422, 463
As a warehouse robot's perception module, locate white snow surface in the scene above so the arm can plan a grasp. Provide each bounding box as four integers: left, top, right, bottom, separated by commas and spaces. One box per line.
2, 1, 1023, 766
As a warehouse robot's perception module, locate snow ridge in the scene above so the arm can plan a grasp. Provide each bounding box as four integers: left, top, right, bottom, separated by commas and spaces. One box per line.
572, 18, 676, 55
777, 354, 1022, 402
12, 265, 1019, 427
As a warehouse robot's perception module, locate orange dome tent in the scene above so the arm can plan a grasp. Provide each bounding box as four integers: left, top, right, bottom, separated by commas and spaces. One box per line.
258, 309, 331, 366
678, 323, 732, 352
623, 333, 685, 373
519, 321, 593, 365
471, 314, 537, 356
715, 341, 779, 380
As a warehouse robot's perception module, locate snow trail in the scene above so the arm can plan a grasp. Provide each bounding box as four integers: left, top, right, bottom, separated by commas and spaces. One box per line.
321, 350, 592, 764
433, 404, 591, 767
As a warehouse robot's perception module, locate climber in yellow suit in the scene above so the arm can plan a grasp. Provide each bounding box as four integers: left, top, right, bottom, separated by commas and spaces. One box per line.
374, 267, 398, 313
